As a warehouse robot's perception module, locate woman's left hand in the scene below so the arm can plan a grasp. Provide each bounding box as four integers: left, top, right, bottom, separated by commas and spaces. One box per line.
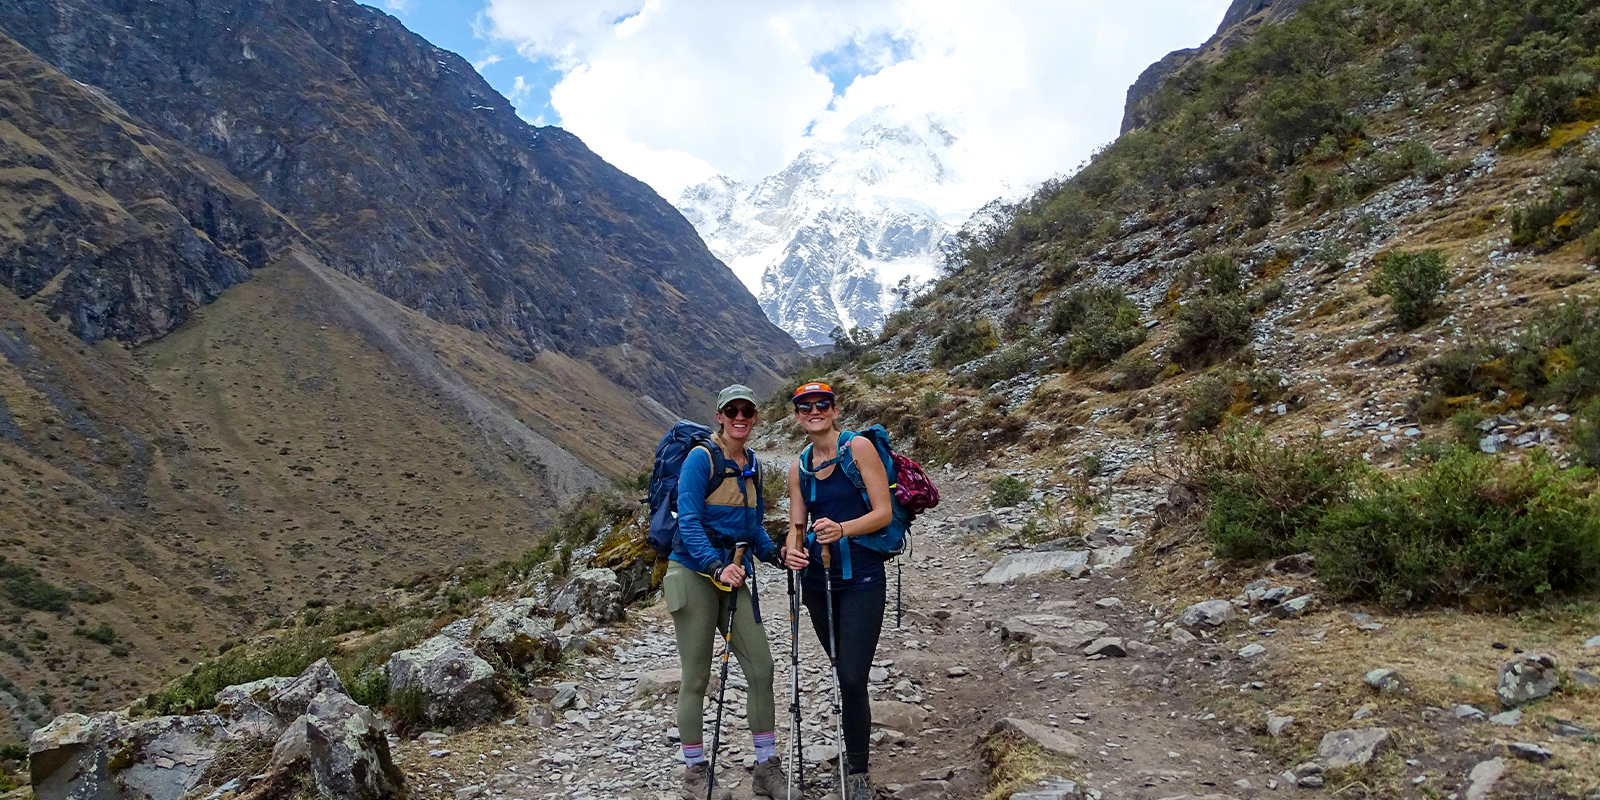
812, 517, 845, 544
779, 545, 810, 570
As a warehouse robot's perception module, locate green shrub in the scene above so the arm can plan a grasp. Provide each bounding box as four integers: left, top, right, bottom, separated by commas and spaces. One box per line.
74, 623, 116, 646
1314, 240, 1351, 271
989, 476, 1029, 507
1109, 353, 1162, 391
1314, 449, 1600, 608
1171, 295, 1253, 367
387, 682, 428, 733
1180, 375, 1236, 433
1196, 253, 1242, 296
1191, 426, 1362, 559
966, 345, 1035, 388
1414, 298, 1600, 413
932, 319, 996, 368
1049, 287, 1146, 369
145, 628, 335, 715
0, 558, 71, 612
348, 669, 390, 709
1249, 280, 1286, 313
1368, 249, 1448, 328
1448, 406, 1487, 445
1573, 397, 1600, 468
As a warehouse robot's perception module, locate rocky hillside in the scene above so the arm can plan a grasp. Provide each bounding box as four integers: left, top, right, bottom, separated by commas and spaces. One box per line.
782, 0, 1600, 795
0, 0, 802, 412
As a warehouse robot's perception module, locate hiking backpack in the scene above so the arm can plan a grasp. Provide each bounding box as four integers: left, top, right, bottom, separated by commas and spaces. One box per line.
644, 420, 762, 557
798, 424, 940, 560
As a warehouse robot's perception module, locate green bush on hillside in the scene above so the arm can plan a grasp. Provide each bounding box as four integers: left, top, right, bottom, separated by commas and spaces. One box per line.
1191, 426, 1361, 559
1190, 427, 1600, 609
1572, 397, 1600, 467
989, 475, 1029, 507
0, 558, 71, 613
1049, 287, 1147, 370
1368, 249, 1449, 328
1170, 295, 1253, 367
932, 319, 996, 368
1413, 297, 1600, 417
1179, 374, 1237, 433
1314, 449, 1600, 608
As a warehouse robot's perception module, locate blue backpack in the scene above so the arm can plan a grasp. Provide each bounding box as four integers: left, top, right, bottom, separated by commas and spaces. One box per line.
644, 421, 762, 557
797, 425, 913, 578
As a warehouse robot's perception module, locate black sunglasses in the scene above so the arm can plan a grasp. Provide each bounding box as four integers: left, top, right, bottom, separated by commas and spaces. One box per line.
793, 399, 834, 413
721, 404, 758, 419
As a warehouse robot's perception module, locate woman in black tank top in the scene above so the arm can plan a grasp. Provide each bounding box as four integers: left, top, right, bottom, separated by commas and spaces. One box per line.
784, 382, 893, 800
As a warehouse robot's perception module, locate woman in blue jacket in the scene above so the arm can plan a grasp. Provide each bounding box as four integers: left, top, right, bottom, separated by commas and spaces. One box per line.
668, 384, 807, 800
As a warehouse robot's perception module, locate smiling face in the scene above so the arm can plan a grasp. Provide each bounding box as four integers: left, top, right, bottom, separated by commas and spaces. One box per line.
792, 392, 837, 435
716, 401, 759, 443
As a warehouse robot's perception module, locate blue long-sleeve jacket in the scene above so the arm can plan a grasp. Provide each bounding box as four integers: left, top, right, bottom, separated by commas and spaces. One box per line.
669, 442, 778, 576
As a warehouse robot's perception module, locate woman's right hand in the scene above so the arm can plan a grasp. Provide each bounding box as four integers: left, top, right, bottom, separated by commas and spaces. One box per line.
779, 545, 810, 570
718, 563, 746, 588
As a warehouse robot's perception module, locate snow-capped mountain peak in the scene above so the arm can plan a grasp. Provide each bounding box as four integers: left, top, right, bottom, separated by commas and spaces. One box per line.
679, 112, 961, 347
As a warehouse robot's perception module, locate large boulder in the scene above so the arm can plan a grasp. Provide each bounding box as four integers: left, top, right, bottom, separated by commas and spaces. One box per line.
215, 659, 348, 743
999, 615, 1110, 652
477, 608, 561, 668
550, 568, 625, 630
30, 712, 229, 800
269, 689, 405, 800
385, 635, 506, 725
1496, 653, 1559, 707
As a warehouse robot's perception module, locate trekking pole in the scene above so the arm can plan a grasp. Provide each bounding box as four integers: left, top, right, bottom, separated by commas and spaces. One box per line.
787, 567, 802, 798
821, 543, 846, 797
707, 543, 748, 800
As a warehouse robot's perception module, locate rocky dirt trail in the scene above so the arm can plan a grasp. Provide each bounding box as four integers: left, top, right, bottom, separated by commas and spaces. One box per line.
390, 467, 1296, 800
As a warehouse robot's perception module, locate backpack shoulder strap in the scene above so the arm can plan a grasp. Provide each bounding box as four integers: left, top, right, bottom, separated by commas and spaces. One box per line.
694, 442, 732, 495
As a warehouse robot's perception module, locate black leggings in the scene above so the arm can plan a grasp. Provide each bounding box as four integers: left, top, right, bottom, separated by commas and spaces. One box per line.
801, 580, 886, 775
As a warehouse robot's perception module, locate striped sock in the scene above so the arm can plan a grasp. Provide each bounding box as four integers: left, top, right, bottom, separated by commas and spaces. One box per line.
753, 730, 777, 763
681, 742, 705, 766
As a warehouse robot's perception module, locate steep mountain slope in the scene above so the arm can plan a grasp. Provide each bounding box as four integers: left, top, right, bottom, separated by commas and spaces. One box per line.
0, 0, 803, 411
0, 7, 759, 747
679, 115, 957, 347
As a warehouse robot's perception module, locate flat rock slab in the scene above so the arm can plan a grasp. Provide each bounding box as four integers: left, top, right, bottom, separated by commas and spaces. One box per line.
1008, 777, 1081, 800
1317, 727, 1390, 768
981, 551, 1090, 584
1090, 546, 1134, 567
870, 700, 930, 732
1000, 615, 1110, 652
992, 718, 1087, 758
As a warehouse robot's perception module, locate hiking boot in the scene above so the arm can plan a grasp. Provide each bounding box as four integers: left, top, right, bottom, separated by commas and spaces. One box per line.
681, 762, 732, 800
750, 755, 798, 799
843, 771, 872, 800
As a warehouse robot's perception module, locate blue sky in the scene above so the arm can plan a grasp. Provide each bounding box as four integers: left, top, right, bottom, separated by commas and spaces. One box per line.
371, 1, 1232, 207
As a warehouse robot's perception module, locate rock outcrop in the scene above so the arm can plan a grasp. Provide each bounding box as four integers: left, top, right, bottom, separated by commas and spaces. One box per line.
551, 568, 627, 631
29, 660, 403, 800
385, 635, 506, 726
1121, 0, 1315, 133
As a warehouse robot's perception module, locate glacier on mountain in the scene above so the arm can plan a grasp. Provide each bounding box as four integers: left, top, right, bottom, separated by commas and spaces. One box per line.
679, 114, 965, 348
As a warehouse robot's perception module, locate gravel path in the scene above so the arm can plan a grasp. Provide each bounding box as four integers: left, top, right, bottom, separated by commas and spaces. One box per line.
392, 474, 1297, 800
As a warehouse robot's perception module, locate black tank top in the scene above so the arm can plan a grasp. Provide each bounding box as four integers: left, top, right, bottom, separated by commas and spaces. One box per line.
801, 466, 885, 594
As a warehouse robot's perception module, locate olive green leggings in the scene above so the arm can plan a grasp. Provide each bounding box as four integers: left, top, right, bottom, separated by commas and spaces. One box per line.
665, 561, 775, 744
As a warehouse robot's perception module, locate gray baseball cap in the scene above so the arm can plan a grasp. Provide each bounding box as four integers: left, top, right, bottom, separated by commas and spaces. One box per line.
715, 384, 758, 410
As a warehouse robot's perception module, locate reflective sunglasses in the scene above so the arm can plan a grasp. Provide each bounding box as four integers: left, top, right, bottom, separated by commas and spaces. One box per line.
720, 403, 758, 419
793, 399, 834, 413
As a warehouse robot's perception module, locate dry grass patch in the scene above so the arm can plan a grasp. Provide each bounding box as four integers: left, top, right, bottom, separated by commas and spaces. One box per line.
979, 731, 1074, 800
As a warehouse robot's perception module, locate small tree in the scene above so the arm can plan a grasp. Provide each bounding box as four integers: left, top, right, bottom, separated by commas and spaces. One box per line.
1369, 249, 1448, 328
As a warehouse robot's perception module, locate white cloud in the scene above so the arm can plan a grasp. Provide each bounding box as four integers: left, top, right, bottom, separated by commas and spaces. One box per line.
473, 54, 503, 71
483, 0, 1232, 209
